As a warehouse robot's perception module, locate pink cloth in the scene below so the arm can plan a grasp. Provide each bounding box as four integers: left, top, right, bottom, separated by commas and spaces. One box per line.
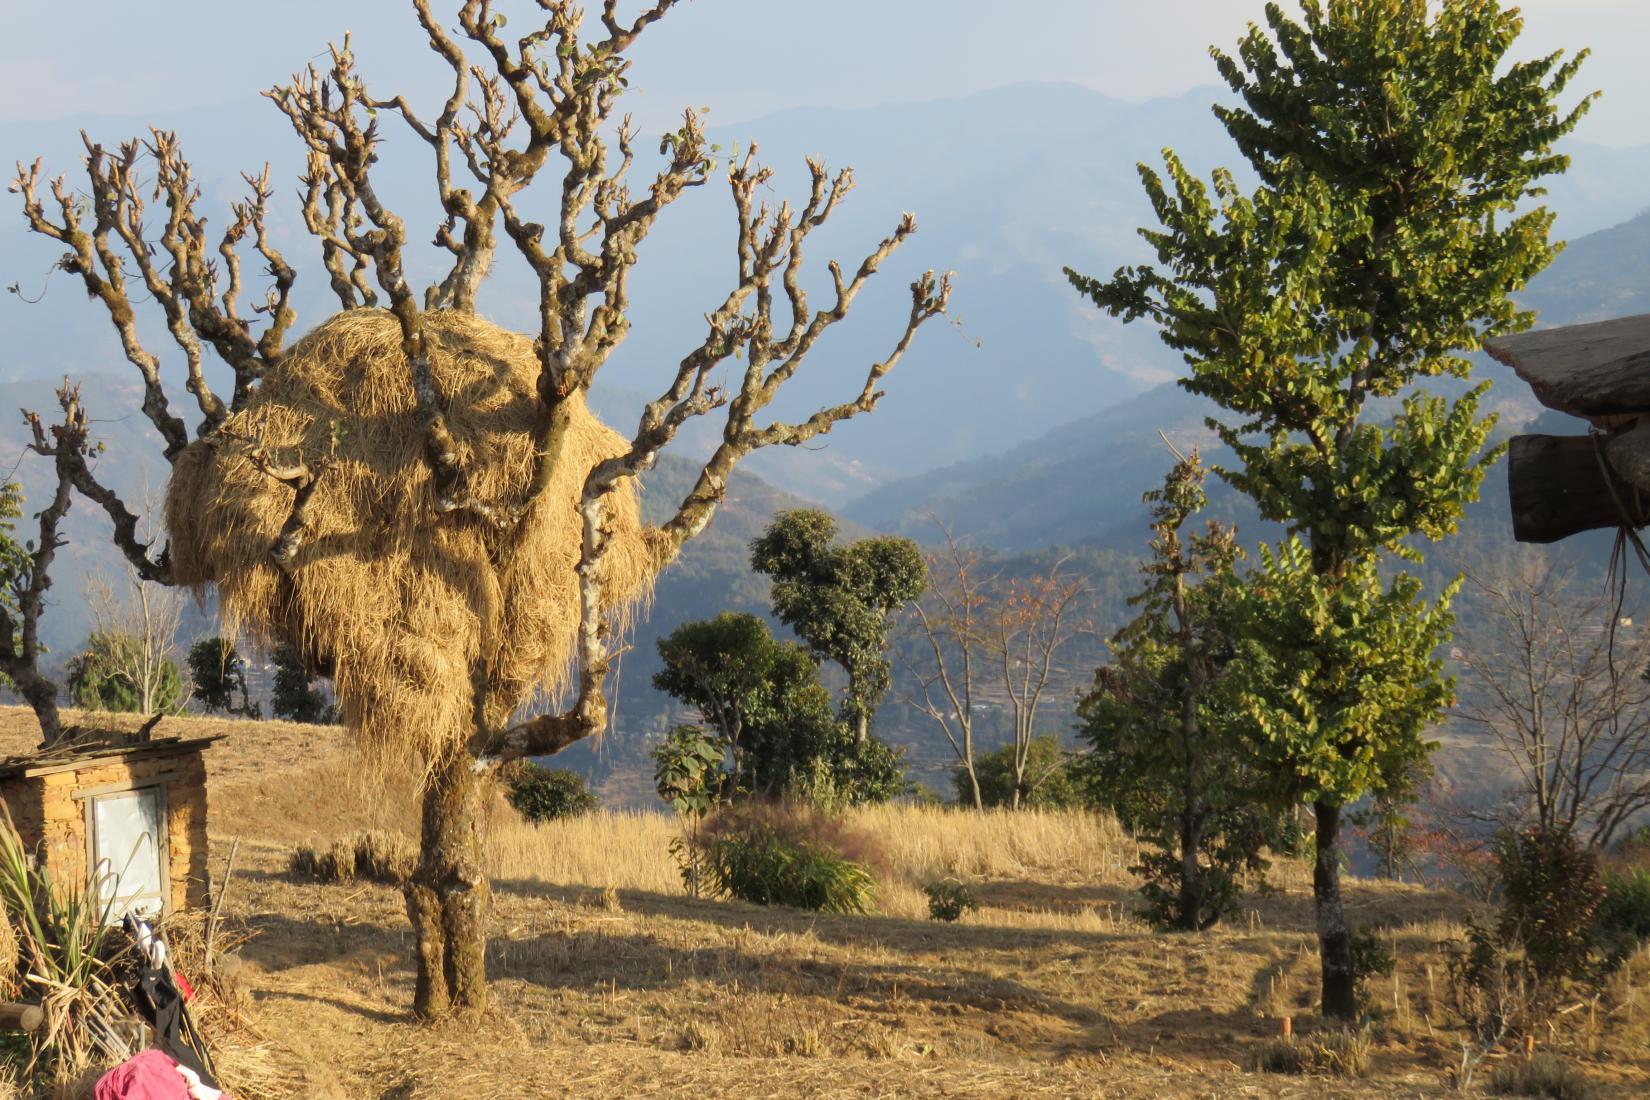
94, 1051, 192, 1100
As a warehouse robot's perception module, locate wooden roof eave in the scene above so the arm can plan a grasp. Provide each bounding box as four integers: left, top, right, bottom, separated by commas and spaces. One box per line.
1484, 312, 1650, 421
0, 735, 225, 782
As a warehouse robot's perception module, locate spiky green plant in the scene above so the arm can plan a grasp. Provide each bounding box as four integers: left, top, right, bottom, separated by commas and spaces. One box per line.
0, 807, 121, 1078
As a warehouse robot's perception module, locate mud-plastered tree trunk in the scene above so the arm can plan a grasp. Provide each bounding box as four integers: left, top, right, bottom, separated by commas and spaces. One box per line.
406, 747, 490, 1018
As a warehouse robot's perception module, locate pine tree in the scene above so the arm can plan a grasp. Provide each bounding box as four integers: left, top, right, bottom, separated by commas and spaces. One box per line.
1068, 0, 1590, 1017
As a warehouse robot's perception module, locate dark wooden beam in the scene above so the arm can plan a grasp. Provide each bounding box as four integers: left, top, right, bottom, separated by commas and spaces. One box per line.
1485, 313, 1650, 418
1506, 433, 1646, 543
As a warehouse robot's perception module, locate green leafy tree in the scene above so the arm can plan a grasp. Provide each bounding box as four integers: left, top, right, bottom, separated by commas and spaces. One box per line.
653, 612, 903, 803
67, 632, 185, 714
0, 483, 31, 695
1068, 0, 1589, 1016
272, 646, 333, 724
186, 637, 259, 717
1077, 452, 1272, 931
750, 509, 926, 743
958, 734, 1080, 810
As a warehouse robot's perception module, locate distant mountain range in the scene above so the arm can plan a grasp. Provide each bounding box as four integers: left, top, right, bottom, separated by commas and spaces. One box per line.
841, 206, 1650, 555
3, 82, 1648, 504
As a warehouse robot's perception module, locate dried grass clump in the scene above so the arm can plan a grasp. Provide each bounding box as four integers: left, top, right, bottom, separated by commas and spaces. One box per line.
1254, 1028, 1372, 1078
166, 309, 659, 767
1489, 1053, 1599, 1099
290, 831, 417, 885
290, 838, 358, 884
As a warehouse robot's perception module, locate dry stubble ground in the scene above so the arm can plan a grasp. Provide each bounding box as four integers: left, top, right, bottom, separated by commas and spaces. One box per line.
3, 706, 1648, 1099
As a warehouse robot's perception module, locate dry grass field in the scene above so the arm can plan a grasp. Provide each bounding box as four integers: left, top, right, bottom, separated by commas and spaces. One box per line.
3, 705, 1648, 1098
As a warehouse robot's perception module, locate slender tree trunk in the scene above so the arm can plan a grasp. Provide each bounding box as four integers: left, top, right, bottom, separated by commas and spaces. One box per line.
1178, 805, 1204, 931
1314, 800, 1358, 1020
405, 749, 489, 1019
963, 760, 983, 811
855, 709, 869, 745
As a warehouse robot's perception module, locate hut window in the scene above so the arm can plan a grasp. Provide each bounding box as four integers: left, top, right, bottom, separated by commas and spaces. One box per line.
88, 786, 168, 921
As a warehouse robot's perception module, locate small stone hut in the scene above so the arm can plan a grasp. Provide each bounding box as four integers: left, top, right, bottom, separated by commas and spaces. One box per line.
0, 736, 219, 919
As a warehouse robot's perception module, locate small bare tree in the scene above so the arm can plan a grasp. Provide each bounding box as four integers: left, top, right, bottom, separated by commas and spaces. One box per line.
82, 568, 187, 716
906, 522, 1089, 810
1456, 552, 1650, 848
986, 557, 1089, 809
906, 523, 990, 810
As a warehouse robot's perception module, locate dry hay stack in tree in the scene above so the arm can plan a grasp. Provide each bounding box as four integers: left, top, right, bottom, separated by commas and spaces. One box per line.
8, 1, 949, 1022
166, 310, 658, 762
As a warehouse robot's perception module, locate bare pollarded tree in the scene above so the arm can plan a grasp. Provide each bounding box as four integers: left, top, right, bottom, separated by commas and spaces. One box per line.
1456, 552, 1650, 849
11, 0, 948, 1017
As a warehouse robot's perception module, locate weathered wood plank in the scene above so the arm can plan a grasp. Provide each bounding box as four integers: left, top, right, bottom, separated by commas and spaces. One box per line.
1485, 314, 1650, 417
1507, 433, 1641, 543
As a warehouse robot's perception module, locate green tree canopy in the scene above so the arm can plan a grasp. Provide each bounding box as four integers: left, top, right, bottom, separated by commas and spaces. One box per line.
1078, 453, 1279, 931
1067, 0, 1589, 1017
750, 509, 926, 743
187, 637, 257, 717
652, 611, 905, 803
67, 631, 185, 715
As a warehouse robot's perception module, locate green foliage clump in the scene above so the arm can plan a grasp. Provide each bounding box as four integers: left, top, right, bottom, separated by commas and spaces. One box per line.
959, 735, 1080, 810
66, 631, 184, 714
503, 761, 598, 823
653, 612, 905, 805
1254, 1028, 1371, 1078
750, 509, 926, 742
652, 724, 725, 818
1078, 452, 1278, 931
924, 879, 978, 922
1496, 827, 1606, 991
1595, 867, 1650, 965
271, 645, 333, 723
699, 803, 879, 914
186, 636, 258, 717
1489, 1054, 1599, 1100
0, 483, 29, 691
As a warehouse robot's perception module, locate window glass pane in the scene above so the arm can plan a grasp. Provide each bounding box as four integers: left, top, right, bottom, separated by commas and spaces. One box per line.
92, 788, 165, 921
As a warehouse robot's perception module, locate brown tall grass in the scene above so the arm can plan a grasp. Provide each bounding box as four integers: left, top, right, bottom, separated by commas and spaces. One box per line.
484, 803, 1150, 924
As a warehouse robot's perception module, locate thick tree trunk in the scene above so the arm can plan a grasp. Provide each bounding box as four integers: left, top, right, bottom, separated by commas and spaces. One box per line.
1314, 800, 1358, 1021
405, 750, 490, 1020
963, 763, 983, 811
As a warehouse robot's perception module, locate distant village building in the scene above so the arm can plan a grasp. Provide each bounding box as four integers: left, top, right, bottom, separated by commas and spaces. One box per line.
0, 735, 219, 920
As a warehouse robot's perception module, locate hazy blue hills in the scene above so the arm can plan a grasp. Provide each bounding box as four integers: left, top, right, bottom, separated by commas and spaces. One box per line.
841, 205, 1650, 554
4, 82, 1648, 501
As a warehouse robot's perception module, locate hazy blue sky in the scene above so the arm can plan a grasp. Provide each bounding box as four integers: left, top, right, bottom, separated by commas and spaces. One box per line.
2, 1, 1643, 145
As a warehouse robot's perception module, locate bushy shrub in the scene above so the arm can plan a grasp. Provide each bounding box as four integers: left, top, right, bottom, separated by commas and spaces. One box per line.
956, 735, 1081, 809
1349, 926, 1396, 1013
503, 761, 598, 823
1489, 1053, 1598, 1099
699, 803, 880, 914
1496, 827, 1605, 990
1595, 867, 1650, 966
924, 879, 978, 922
